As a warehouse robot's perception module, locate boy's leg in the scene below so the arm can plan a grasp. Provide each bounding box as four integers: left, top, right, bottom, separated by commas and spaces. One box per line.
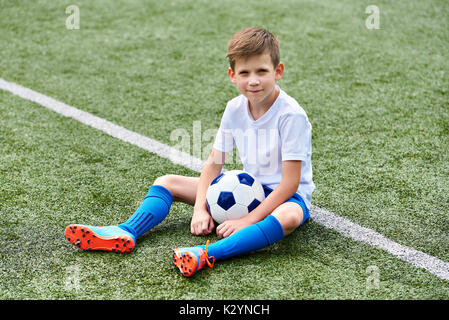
173, 202, 304, 277
206, 202, 303, 260
65, 175, 199, 253
119, 175, 199, 238
153, 175, 199, 206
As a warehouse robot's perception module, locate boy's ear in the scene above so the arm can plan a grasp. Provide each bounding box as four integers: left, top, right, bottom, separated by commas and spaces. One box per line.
275, 62, 284, 81
228, 67, 237, 84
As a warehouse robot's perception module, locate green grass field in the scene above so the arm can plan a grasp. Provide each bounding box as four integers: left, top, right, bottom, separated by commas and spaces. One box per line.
0, 0, 448, 300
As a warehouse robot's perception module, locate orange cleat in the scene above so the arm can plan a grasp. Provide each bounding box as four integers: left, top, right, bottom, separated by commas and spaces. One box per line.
172, 240, 215, 277
65, 224, 136, 253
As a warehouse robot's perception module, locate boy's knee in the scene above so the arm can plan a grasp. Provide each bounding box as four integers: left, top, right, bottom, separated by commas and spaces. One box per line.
272, 203, 303, 234
153, 175, 178, 192
152, 175, 198, 205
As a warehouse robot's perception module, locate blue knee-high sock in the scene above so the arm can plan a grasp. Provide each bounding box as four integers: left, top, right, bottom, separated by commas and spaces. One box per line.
118, 185, 173, 239
206, 215, 284, 261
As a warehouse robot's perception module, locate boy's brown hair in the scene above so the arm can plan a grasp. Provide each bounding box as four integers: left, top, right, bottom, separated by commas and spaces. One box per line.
226, 27, 280, 72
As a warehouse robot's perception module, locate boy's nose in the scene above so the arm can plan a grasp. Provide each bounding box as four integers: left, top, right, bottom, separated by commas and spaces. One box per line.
248, 77, 260, 85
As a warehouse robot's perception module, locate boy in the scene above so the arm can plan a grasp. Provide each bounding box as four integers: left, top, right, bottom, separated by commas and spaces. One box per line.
65, 27, 315, 277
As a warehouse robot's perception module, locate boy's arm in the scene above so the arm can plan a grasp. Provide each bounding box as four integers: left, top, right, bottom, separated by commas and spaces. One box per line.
216, 160, 301, 238
191, 148, 226, 235
247, 160, 301, 224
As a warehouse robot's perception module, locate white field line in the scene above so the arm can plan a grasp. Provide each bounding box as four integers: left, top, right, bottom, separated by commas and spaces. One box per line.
1, 77, 448, 282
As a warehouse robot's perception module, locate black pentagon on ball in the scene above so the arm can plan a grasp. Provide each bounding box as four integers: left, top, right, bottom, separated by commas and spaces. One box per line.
206, 199, 211, 215
217, 191, 236, 210
247, 198, 261, 212
210, 173, 224, 186
237, 172, 254, 186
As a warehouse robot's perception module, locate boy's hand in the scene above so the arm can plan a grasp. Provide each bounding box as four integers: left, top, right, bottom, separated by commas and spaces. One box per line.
191, 208, 215, 236
216, 217, 252, 239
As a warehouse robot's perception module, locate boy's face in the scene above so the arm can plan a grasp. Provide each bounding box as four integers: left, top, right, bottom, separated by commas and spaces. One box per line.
228, 52, 284, 108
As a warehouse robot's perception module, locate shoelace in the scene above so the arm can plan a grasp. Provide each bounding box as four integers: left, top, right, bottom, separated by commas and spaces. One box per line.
204, 240, 215, 268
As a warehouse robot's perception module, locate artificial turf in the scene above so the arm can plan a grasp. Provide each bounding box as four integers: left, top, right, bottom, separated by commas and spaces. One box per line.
0, 0, 448, 299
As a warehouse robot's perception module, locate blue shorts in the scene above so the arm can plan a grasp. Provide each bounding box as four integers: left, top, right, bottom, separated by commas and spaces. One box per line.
263, 186, 310, 225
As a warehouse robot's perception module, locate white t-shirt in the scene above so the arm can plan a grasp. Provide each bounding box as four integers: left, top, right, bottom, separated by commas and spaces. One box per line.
213, 87, 315, 209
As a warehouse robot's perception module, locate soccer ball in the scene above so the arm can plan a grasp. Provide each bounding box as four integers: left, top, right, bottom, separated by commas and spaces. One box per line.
206, 170, 265, 224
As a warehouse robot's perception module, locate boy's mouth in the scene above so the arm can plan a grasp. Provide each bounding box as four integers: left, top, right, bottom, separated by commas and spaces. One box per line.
248, 89, 262, 94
